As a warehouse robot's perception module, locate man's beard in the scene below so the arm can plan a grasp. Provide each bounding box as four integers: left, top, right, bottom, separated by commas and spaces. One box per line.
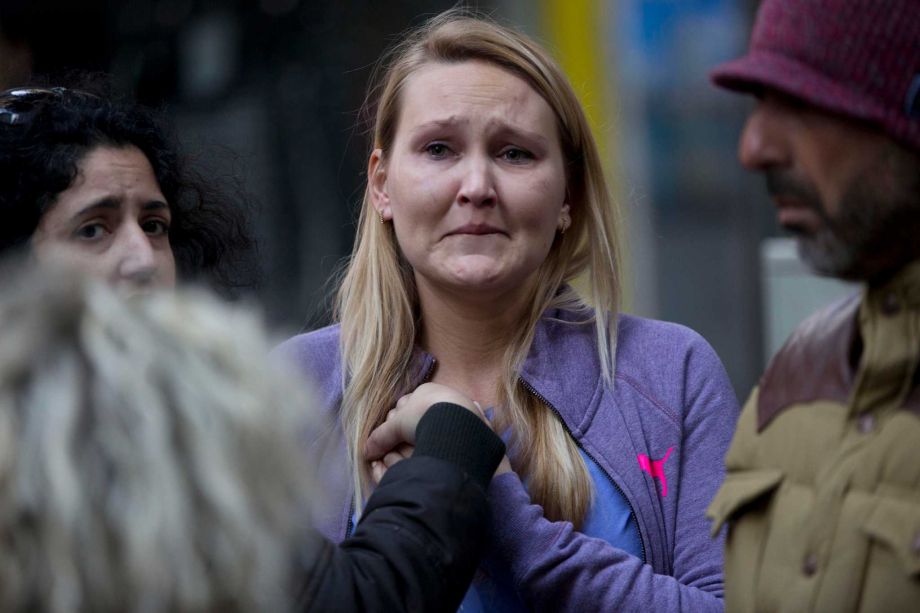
766, 145, 920, 283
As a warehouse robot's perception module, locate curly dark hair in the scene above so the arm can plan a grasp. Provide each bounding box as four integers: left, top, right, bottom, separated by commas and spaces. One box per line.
0, 74, 256, 295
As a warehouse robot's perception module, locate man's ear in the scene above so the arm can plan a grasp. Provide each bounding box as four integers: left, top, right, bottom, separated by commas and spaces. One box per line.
368, 149, 392, 221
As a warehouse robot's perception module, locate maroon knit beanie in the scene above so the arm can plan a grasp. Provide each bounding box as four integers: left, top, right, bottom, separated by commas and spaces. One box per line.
711, 0, 920, 153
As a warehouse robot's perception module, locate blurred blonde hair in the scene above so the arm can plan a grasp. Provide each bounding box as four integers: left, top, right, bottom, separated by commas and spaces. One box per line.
0, 268, 316, 612
337, 9, 623, 525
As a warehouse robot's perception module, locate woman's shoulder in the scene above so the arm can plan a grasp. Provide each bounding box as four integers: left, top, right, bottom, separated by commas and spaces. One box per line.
544, 308, 721, 371
273, 323, 342, 384
614, 313, 736, 415
616, 313, 715, 359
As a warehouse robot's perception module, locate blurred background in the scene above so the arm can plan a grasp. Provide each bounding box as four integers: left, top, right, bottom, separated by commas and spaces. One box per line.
0, 0, 854, 398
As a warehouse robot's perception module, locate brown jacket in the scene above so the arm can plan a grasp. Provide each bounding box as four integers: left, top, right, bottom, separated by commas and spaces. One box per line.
708, 259, 920, 612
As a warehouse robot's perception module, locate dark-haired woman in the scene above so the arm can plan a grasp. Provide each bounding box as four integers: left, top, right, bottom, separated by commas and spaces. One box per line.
0, 82, 252, 294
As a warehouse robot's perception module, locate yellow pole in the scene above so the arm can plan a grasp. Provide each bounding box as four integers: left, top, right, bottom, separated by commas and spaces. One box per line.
540, 0, 631, 309
540, 0, 609, 160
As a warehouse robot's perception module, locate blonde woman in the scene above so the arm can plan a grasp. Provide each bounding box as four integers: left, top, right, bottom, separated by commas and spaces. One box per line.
280, 10, 738, 611
0, 267, 504, 612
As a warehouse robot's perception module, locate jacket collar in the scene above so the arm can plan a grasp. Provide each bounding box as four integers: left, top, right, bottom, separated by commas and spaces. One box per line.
410, 307, 604, 432
865, 258, 920, 312
519, 308, 604, 432
757, 258, 920, 430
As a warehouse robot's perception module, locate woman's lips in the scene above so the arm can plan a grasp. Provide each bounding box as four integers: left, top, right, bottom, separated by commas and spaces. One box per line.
445, 223, 506, 236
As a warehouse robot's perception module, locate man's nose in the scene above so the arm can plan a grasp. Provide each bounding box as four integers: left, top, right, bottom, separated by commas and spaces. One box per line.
738, 100, 790, 171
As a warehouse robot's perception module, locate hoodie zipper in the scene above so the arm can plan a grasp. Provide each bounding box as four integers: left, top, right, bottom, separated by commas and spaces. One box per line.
345, 497, 355, 538
520, 377, 648, 565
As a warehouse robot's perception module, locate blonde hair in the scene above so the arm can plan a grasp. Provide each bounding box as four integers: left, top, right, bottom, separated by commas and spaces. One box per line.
338, 9, 623, 525
0, 268, 318, 612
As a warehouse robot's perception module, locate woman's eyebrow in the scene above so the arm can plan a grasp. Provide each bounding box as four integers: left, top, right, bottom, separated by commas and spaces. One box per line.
142, 201, 170, 212
489, 122, 549, 148
70, 198, 121, 221
409, 116, 550, 147
70, 198, 169, 222
409, 116, 466, 135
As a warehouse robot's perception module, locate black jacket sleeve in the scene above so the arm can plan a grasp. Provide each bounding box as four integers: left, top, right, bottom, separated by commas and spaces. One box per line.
297, 403, 505, 612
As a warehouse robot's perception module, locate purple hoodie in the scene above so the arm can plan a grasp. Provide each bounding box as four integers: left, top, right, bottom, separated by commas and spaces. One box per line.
278, 308, 739, 611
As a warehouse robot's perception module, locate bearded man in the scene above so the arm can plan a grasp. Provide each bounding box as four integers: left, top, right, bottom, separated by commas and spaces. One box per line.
705, 1, 920, 611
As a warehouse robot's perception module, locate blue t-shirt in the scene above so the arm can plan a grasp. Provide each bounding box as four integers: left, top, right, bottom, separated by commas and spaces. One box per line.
459, 449, 643, 612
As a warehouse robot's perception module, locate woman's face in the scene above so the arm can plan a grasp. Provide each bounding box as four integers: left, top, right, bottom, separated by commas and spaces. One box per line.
370, 60, 570, 299
31, 144, 176, 291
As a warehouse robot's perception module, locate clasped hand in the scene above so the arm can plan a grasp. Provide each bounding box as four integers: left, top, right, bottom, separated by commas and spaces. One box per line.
364, 382, 510, 483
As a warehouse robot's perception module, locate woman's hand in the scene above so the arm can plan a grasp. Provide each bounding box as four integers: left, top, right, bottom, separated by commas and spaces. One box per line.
366, 382, 485, 456
365, 382, 501, 483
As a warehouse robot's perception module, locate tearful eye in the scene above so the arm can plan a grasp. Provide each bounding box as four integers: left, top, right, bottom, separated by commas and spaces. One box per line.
501, 148, 533, 163
425, 143, 449, 158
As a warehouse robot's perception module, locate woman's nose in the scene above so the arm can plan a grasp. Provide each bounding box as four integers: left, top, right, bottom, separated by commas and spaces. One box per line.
457, 155, 497, 207
115, 225, 158, 285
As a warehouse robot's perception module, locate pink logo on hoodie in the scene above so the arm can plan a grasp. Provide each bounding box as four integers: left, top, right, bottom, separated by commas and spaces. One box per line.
637, 447, 673, 497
